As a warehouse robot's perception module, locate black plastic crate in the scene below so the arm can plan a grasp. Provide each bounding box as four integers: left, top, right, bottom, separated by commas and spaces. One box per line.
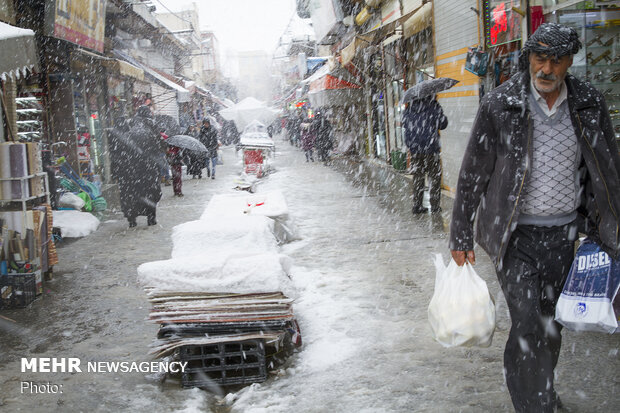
179, 339, 266, 387
0, 273, 36, 309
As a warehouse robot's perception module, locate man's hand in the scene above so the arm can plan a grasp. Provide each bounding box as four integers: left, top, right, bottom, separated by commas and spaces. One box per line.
451, 250, 476, 266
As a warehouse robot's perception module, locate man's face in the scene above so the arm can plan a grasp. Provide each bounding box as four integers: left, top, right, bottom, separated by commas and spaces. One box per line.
529, 49, 573, 95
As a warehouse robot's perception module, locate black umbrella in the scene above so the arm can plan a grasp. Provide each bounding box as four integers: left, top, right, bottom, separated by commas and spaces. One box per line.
166, 135, 207, 152
401, 77, 459, 103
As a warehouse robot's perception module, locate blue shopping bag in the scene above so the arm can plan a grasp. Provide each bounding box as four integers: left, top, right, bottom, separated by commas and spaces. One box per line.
555, 239, 620, 333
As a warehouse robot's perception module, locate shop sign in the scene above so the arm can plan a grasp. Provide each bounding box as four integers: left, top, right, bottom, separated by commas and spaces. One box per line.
44, 0, 107, 53
484, 0, 522, 48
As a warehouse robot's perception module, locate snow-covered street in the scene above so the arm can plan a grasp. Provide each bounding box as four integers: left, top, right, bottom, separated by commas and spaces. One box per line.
0, 135, 617, 412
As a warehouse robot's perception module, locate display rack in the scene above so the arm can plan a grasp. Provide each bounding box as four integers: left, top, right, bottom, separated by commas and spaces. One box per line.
0, 173, 50, 236
15, 95, 44, 142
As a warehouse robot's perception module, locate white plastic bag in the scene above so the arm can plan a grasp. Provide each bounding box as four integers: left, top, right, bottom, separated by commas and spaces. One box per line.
428, 254, 496, 347
58, 192, 86, 210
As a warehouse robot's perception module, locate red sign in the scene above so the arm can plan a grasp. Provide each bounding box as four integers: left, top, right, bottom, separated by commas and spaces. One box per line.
485, 1, 522, 48
530, 6, 544, 34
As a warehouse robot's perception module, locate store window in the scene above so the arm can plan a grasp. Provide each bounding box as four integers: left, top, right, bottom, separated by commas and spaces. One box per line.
484, 0, 523, 48
553, 7, 620, 145
483, 1, 522, 89
373, 90, 387, 160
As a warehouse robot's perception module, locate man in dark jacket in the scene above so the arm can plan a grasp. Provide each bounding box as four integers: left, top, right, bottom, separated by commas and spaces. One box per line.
450, 23, 620, 413
402, 95, 448, 213
199, 118, 219, 179
313, 111, 333, 162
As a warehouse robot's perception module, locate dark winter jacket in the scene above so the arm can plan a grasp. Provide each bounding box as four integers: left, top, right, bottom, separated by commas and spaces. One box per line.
199, 124, 219, 158
300, 122, 315, 151
313, 113, 333, 152
402, 97, 448, 154
449, 71, 620, 267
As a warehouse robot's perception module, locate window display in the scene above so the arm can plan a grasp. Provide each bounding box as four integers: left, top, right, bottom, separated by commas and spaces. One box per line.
558, 9, 620, 145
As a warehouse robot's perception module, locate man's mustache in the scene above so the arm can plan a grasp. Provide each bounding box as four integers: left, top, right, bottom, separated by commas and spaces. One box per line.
536, 71, 557, 81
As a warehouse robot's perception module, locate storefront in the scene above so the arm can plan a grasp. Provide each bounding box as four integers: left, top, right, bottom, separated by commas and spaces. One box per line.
0, 21, 40, 144
305, 58, 364, 155
541, 1, 620, 146
40, 0, 110, 182
432, 0, 485, 192
103, 58, 145, 126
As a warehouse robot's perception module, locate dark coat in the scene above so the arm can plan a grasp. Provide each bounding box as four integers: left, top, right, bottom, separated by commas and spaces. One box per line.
313, 114, 333, 152
199, 124, 219, 158
300, 122, 315, 151
110, 107, 165, 218
402, 97, 448, 154
449, 71, 620, 267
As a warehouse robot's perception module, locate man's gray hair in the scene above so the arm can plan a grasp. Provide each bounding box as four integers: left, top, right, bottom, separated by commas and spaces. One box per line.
518, 23, 582, 71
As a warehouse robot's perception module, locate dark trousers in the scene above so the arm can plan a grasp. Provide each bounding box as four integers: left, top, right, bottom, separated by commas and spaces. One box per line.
496, 224, 576, 413
410, 153, 441, 210
171, 164, 182, 195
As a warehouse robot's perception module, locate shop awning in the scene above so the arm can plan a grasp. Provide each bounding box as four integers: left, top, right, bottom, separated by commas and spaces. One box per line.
102, 58, 144, 81
0, 21, 39, 80
402, 2, 432, 39
140, 65, 190, 103
341, 35, 373, 66
112, 49, 190, 103
306, 59, 362, 108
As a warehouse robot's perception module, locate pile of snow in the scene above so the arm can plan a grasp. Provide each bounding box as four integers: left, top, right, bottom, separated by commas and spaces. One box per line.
138, 190, 296, 297
53, 210, 100, 238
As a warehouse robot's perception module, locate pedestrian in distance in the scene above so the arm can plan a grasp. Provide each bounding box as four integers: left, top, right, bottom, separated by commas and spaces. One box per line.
287, 110, 303, 146
183, 123, 204, 179
402, 95, 448, 214
166, 144, 184, 197
159, 130, 172, 186
300, 119, 315, 162
449, 23, 620, 413
199, 118, 219, 179
312, 110, 333, 163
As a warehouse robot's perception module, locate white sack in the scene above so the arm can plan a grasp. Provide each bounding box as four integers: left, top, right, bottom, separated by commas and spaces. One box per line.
428, 254, 496, 347
58, 192, 86, 210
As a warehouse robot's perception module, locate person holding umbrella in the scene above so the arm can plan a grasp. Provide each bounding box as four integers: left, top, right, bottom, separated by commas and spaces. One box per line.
402, 93, 448, 214
165, 133, 209, 195
111, 105, 166, 227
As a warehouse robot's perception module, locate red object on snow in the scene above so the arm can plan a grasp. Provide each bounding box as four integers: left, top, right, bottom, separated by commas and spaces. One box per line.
244, 149, 264, 177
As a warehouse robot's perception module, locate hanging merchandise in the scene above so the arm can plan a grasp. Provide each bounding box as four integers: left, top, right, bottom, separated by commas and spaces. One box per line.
465, 47, 489, 76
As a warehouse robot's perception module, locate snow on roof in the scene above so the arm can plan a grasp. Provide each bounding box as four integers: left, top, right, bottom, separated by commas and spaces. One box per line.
0, 21, 39, 80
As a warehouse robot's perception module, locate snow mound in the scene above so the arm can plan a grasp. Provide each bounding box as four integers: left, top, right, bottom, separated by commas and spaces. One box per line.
138, 253, 294, 296
171, 215, 278, 260
53, 210, 100, 238
200, 190, 289, 219
138, 190, 296, 297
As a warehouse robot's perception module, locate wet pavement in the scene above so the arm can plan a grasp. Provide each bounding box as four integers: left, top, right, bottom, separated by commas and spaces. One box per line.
0, 135, 618, 412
